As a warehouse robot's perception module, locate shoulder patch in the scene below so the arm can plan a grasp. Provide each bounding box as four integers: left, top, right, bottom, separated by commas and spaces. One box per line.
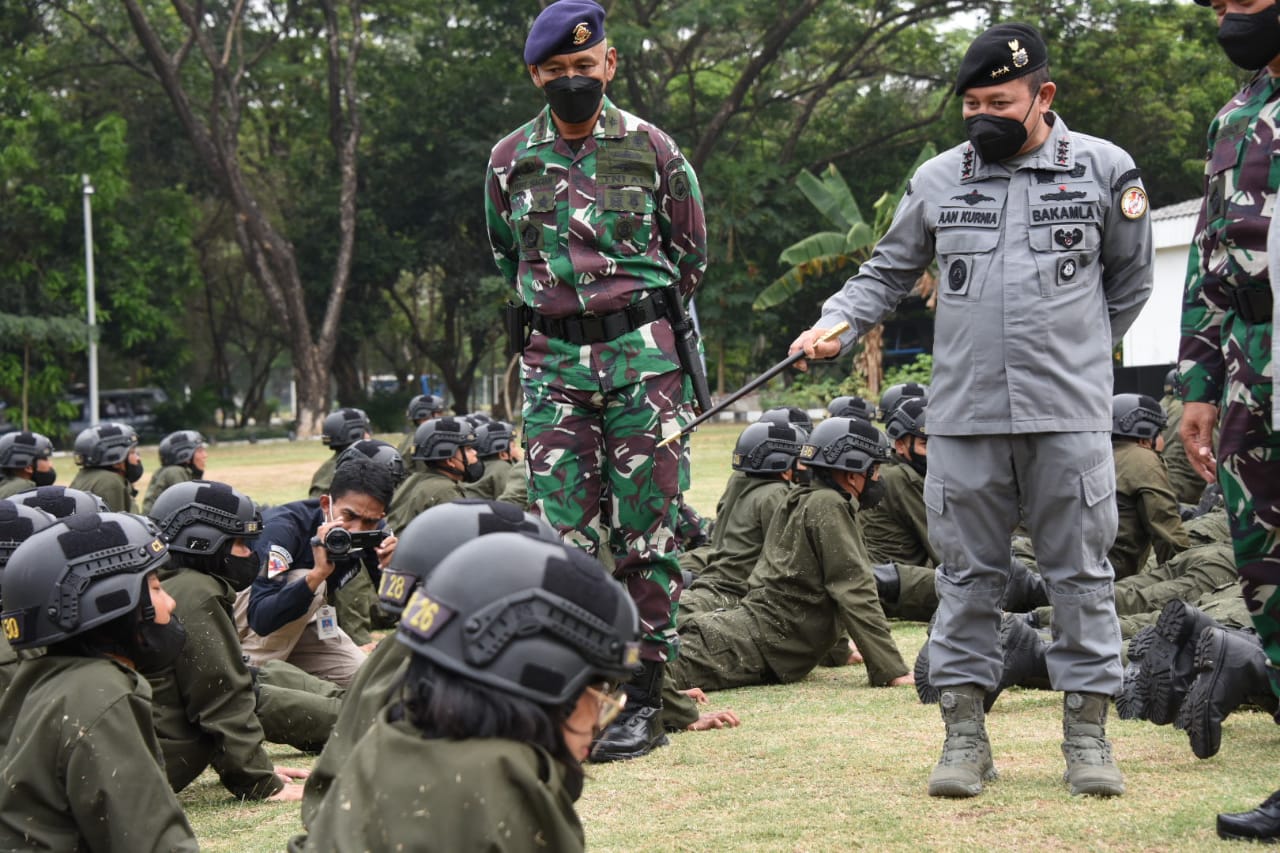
1120, 186, 1148, 220
665, 157, 692, 202
266, 544, 293, 579
1112, 168, 1142, 194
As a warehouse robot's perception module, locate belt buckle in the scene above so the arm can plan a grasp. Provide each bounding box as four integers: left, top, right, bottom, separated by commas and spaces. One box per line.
580, 314, 606, 343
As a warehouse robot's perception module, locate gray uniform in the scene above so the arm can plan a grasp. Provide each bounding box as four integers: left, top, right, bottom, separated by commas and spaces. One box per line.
816, 114, 1153, 696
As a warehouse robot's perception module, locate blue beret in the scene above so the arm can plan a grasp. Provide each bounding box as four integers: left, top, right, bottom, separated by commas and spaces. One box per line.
525, 0, 607, 66
954, 23, 1048, 94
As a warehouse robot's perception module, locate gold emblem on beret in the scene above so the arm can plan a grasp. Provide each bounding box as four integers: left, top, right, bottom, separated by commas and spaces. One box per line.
572, 21, 591, 45
991, 65, 1010, 78
1009, 39, 1029, 68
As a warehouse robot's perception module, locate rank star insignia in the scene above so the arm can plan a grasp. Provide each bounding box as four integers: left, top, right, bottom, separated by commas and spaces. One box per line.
572, 22, 592, 45
1009, 39, 1029, 68
991, 65, 1010, 78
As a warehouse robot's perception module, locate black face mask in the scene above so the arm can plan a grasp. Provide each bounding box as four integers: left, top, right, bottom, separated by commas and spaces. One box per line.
905, 446, 928, 479
544, 75, 604, 125
857, 479, 887, 511
132, 616, 187, 674
125, 460, 144, 483
219, 552, 260, 592
32, 467, 55, 487
464, 459, 486, 483
1218, 9, 1280, 70
793, 464, 813, 486
964, 97, 1036, 163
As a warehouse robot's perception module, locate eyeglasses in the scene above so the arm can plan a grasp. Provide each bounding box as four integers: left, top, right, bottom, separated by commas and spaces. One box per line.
586, 682, 627, 734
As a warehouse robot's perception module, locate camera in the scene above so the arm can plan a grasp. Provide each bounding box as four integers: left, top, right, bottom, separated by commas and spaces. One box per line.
322, 527, 388, 559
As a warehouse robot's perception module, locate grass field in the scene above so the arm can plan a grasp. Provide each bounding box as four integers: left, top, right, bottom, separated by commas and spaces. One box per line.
142, 424, 1278, 851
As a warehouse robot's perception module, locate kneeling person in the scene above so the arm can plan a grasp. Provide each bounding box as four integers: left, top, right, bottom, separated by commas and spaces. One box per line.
668, 417, 912, 692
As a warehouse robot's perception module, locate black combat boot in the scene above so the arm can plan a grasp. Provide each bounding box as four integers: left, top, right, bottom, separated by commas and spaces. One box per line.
1176, 626, 1277, 760
916, 614, 1047, 711
1219, 790, 1280, 842
1133, 599, 1219, 725
1116, 627, 1158, 720
590, 660, 669, 762
1001, 558, 1049, 612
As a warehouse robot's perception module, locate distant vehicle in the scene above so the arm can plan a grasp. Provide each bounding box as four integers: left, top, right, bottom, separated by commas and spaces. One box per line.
67, 387, 169, 438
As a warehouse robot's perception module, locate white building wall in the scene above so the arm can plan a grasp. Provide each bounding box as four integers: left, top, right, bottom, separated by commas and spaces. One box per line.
1121, 204, 1199, 367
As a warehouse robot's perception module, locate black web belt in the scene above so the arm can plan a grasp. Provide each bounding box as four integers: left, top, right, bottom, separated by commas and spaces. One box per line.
530, 291, 668, 345
1227, 283, 1274, 326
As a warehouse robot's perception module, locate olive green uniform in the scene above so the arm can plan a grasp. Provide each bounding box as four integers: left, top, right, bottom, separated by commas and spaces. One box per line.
668, 485, 909, 691
386, 467, 465, 532
858, 459, 937, 568
292, 710, 585, 853
0, 477, 35, 500
69, 466, 136, 512
0, 655, 197, 851
1111, 440, 1190, 580
395, 431, 427, 475
461, 457, 516, 501
677, 475, 790, 621
1159, 395, 1209, 505
253, 658, 345, 754
308, 454, 337, 499
140, 464, 195, 516
497, 465, 531, 509
301, 637, 410, 828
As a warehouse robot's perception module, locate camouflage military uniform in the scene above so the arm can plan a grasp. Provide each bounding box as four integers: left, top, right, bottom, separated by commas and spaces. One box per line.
0, 477, 34, 500
141, 463, 194, 516
485, 97, 707, 661
667, 484, 909, 691
69, 466, 136, 512
1160, 394, 1209, 504
1110, 440, 1190, 579
1178, 72, 1280, 700
677, 474, 790, 621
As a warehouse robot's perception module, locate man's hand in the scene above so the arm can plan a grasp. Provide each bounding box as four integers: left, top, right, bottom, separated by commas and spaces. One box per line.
305, 517, 344, 591
1180, 401, 1219, 484
267, 766, 310, 802
679, 687, 709, 704
686, 709, 742, 731
375, 531, 398, 570
787, 327, 843, 372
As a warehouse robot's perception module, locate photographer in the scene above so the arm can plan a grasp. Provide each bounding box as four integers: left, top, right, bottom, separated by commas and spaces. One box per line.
236, 456, 397, 687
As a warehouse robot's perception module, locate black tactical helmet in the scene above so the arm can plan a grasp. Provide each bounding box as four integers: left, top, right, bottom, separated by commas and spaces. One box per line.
158, 430, 207, 467
0, 512, 170, 650
1164, 367, 1179, 396
406, 393, 447, 422
800, 416, 890, 473
337, 439, 408, 487
149, 481, 263, 558
884, 397, 928, 441
465, 412, 494, 428
732, 422, 805, 475
0, 501, 56, 572
376, 499, 558, 617
73, 422, 138, 468
321, 408, 371, 451
757, 406, 813, 435
1112, 393, 1167, 440
412, 417, 477, 462
473, 421, 515, 457
0, 431, 53, 471
827, 396, 876, 422
396, 533, 640, 705
879, 382, 930, 420
11, 485, 109, 518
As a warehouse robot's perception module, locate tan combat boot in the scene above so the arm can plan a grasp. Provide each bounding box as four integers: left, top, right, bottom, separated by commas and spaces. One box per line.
1061, 692, 1125, 796
927, 684, 997, 798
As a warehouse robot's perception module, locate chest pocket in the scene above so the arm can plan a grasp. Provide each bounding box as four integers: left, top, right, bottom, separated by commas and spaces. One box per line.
509, 158, 562, 261
935, 224, 1002, 302
1027, 183, 1101, 294
595, 133, 657, 256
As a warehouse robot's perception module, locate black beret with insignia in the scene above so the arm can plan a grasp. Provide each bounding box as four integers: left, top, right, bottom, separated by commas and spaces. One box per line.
524, 0, 607, 67
954, 23, 1048, 94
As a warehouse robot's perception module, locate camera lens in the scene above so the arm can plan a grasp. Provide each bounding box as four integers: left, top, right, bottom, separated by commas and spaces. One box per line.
324, 527, 353, 556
